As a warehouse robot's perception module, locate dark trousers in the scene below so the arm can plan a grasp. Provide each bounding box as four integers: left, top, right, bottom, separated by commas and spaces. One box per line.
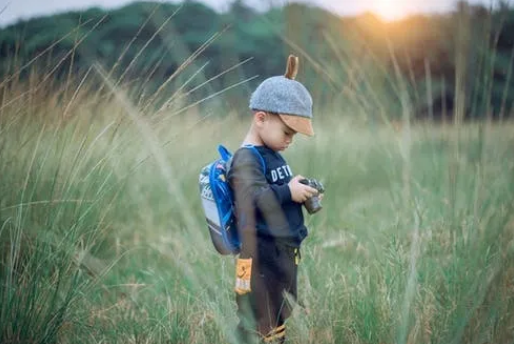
235, 238, 300, 344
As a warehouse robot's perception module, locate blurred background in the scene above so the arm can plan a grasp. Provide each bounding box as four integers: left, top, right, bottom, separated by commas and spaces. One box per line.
2, 0, 514, 120
0, 1, 513, 343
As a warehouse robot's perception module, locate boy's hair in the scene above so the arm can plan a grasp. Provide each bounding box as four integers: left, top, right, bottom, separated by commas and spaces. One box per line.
249, 55, 314, 136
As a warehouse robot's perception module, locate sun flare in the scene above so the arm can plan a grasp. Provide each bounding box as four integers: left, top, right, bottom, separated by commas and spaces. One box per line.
373, 0, 409, 21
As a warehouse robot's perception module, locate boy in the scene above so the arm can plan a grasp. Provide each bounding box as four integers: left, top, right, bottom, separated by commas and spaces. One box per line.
227, 55, 318, 344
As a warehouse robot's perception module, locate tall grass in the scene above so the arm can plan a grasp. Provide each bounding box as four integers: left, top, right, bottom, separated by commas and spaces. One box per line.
1, 9, 514, 344
1, 69, 513, 343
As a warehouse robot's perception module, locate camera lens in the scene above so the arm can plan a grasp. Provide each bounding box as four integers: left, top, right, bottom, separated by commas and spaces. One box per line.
305, 195, 322, 214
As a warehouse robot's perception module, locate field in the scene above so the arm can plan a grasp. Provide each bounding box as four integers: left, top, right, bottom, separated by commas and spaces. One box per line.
1, 73, 514, 344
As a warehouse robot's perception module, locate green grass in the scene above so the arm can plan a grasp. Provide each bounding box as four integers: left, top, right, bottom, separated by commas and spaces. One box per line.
1, 80, 514, 344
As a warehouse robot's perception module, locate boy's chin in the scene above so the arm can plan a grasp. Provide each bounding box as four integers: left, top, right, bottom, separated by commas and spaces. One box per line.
264, 141, 288, 151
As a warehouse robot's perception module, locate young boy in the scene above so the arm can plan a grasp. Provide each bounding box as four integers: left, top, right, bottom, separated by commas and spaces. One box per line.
227, 55, 318, 344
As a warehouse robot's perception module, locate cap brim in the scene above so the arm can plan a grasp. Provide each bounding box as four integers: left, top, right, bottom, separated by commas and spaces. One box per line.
279, 114, 314, 137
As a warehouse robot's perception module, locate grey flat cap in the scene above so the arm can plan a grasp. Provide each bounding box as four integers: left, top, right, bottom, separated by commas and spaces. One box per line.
249, 55, 315, 136
249, 76, 313, 119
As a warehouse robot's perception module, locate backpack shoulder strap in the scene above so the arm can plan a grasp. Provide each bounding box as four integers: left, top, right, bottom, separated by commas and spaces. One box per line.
223, 144, 266, 175
242, 144, 266, 173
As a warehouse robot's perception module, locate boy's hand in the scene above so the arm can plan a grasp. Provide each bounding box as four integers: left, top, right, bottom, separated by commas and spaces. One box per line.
288, 175, 318, 203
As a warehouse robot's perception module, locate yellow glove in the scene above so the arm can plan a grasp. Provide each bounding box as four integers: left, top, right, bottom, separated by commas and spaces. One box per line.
235, 258, 252, 295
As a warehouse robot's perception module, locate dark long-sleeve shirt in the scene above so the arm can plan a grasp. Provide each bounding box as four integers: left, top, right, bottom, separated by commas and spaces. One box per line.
227, 145, 307, 249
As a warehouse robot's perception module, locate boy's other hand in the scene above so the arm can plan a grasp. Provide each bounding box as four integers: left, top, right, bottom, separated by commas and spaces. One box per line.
288, 175, 318, 203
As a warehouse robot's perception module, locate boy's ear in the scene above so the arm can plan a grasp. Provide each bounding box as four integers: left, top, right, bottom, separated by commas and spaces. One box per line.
254, 111, 268, 124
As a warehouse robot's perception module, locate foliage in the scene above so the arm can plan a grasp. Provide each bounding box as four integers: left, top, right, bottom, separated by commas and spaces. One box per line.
1, 1, 514, 119
0, 69, 513, 342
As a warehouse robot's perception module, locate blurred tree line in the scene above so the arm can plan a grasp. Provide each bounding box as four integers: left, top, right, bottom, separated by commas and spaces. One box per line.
0, 0, 513, 120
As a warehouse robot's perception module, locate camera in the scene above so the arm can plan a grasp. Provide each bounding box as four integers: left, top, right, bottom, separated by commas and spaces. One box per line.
299, 178, 325, 214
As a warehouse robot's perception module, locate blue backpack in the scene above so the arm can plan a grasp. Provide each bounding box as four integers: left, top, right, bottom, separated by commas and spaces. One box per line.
199, 144, 265, 255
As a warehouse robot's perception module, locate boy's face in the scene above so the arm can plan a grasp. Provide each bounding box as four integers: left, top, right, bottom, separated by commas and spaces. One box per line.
256, 112, 296, 152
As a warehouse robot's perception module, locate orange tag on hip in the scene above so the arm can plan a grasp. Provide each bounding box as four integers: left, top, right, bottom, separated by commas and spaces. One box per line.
235, 258, 252, 295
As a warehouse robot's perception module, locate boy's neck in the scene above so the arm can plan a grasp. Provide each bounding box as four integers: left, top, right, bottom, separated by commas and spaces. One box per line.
243, 128, 264, 147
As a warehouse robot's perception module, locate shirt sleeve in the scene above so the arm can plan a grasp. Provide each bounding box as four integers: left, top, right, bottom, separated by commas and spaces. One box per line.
228, 148, 292, 209
227, 148, 291, 252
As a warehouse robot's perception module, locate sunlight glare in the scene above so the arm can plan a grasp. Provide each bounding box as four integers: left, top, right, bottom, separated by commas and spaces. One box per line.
373, 0, 409, 21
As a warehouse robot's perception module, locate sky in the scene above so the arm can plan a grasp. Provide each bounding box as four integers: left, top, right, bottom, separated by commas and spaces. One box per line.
0, 0, 491, 27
